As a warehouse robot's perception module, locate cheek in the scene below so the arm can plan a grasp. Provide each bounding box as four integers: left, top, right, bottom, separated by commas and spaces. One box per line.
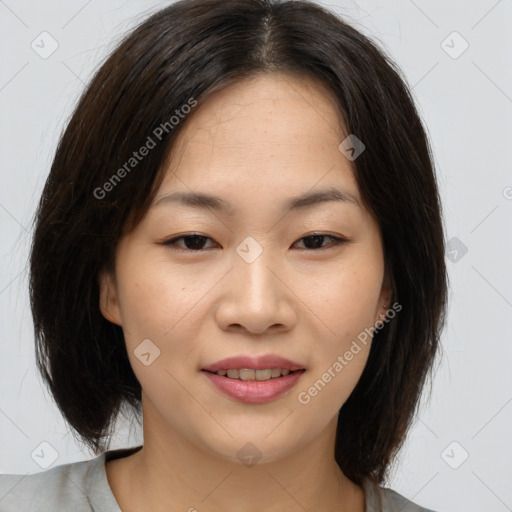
114, 249, 230, 386
294, 284, 375, 429
115, 251, 210, 338
294, 253, 383, 408
114, 255, 202, 411
302, 255, 384, 344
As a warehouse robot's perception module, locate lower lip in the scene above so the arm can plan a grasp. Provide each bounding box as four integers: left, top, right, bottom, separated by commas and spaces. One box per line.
202, 370, 305, 404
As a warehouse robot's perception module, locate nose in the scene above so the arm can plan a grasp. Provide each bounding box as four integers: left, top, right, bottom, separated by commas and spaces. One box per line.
214, 241, 297, 335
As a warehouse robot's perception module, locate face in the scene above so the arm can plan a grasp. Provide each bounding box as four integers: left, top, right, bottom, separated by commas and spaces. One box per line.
100, 72, 391, 464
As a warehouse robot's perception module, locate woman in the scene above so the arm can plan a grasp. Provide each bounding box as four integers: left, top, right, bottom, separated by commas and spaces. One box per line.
0, 0, 447, 510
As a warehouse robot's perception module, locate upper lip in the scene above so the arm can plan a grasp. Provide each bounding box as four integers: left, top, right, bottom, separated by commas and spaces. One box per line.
201, 355, 305, 372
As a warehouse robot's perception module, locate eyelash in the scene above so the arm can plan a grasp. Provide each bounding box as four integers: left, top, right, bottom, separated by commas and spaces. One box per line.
160, 232, 348, 252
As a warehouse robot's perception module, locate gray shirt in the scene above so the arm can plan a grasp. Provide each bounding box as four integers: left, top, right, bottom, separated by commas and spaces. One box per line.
0, 446, 437, 511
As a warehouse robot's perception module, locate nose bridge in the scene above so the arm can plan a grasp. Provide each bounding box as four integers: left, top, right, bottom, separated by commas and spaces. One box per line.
214, 234, 295, 335
234, 235, 279, 305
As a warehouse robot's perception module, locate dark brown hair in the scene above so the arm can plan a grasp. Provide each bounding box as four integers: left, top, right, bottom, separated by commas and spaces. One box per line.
30, 0, 448, 485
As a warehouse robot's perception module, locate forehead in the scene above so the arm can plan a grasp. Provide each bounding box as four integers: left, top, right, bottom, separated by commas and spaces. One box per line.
174, 72, 346, 149
157, 72, 360, 212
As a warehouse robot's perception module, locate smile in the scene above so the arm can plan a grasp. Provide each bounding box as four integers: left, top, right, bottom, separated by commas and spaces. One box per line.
201, 369, 306, 403
206, 368, 299, 380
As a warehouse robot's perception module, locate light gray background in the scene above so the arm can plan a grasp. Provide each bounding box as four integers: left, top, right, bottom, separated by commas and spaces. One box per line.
1, 1, 511, 511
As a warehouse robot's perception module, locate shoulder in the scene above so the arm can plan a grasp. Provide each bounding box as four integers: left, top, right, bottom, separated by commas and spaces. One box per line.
362, 478, 438, 512
380, 486, 438, 512
0, 454, 110, 512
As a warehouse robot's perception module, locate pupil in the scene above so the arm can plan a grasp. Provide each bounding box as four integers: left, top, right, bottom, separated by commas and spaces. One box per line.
185, 235, 206, 250
304, 235, 323, 249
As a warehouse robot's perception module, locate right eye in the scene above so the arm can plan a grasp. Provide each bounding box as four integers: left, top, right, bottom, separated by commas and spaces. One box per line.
160, 233, 219, 251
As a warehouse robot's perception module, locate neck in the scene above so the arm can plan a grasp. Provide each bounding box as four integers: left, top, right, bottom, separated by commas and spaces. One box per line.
106, 398, 365, 512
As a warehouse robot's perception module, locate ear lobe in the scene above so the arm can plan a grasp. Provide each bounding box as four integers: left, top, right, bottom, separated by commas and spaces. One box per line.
98, 270, 122, 326
376, 273, 394, 325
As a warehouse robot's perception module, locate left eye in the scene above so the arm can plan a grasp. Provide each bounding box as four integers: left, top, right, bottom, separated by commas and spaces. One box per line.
160, 233, 347, 251
294, 233, 346, 250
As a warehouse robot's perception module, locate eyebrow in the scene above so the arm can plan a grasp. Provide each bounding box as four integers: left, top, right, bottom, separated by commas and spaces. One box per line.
152, 187, 362, 214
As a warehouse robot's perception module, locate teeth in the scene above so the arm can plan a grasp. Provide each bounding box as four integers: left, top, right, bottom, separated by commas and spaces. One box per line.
240, 369, 256, 380
216, 368, 297, 380
226, 369, 239, 379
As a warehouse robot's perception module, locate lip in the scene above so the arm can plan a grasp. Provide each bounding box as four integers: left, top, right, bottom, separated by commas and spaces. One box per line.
201, 354, 305, 373
202, 369, 306, 404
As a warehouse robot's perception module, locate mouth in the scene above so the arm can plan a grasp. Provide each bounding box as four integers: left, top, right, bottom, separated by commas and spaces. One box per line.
202, 368, 304, 380
201, 354, 306, 403
201, 367, 306, 404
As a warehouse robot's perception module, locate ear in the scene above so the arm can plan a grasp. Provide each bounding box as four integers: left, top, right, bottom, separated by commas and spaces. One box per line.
98, 269, 122, 326
375, 271, 393, 325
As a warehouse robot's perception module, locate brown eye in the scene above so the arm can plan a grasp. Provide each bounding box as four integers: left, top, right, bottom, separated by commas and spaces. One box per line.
293, 234, 347, 250
161, 234, 218, 251
160, 232, 348, 252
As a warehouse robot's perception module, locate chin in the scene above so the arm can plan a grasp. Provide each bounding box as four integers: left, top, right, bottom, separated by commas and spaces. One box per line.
196, 423, 304, 466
